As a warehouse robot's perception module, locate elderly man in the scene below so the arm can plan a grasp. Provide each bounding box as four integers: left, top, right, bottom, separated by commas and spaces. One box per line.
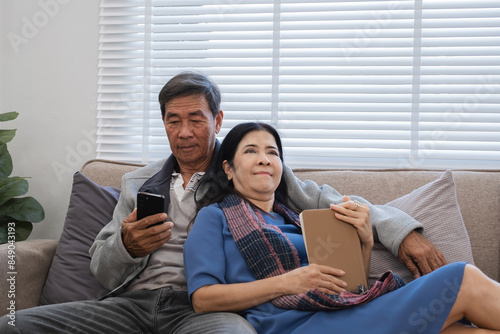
0, 71, 445, 333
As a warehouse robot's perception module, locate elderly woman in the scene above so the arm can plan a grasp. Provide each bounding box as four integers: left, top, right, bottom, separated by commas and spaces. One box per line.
184, 122, 500, 334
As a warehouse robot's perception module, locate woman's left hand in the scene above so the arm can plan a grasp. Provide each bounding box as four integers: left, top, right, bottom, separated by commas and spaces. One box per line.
330, 196, 373, 247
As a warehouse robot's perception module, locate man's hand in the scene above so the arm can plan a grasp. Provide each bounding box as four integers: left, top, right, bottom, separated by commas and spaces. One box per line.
121, 209, 173, 258
398, 230, 447, 278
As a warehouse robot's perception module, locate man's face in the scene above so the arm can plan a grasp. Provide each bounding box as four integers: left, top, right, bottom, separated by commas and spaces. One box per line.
163, 95, 223, 172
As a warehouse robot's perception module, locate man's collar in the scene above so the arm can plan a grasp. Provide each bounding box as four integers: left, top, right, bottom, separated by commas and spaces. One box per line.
139, 139, 221, 198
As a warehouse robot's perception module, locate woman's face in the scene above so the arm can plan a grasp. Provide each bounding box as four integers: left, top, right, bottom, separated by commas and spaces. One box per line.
223, 130, 283, 204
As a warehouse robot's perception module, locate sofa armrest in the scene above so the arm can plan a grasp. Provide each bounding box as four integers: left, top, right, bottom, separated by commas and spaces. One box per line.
0, 239, 58, 316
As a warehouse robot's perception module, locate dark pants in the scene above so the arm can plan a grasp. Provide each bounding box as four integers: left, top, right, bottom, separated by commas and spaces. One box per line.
0, 287, 256, 334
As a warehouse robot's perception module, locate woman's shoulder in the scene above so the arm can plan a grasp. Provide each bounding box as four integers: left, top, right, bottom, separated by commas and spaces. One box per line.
193, 203, 226, 227
198, 202, 223, 214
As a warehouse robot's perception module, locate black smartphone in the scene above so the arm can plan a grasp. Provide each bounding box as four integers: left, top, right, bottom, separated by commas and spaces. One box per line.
137, 192, 165, 225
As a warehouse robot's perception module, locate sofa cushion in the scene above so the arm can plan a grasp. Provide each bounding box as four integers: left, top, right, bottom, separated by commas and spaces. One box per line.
39, 172, 119, 305
369, 170, 474, 284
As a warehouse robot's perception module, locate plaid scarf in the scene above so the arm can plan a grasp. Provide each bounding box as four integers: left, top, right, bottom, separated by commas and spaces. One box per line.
219, 193, 405, 311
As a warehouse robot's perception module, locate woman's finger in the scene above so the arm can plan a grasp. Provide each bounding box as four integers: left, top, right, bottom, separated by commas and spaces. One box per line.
330, 203, 368, 220
317, 284, 346, 295
314, 263, 345, 277
317, 274, 348, 295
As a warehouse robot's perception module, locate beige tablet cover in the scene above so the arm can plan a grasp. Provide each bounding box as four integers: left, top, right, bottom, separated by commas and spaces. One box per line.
299, 209, 368, 293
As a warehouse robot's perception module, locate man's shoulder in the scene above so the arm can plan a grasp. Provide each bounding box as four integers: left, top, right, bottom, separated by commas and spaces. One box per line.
123, 158, 169, 181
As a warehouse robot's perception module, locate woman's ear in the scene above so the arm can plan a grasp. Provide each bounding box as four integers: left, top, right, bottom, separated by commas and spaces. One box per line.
222, 160, 232, 180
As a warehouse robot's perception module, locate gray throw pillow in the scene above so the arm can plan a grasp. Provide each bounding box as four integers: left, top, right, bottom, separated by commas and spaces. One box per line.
369, 170, 474, 285
39, 172, 119, 305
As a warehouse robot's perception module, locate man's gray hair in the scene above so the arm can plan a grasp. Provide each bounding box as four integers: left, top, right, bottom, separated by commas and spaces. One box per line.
158, 71, 221, 119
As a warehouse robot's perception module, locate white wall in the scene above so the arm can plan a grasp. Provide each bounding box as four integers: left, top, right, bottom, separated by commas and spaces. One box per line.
1, 0, 100, 240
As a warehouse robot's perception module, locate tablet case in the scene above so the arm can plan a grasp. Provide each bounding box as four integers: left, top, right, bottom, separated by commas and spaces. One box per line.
299, 209, 368, 293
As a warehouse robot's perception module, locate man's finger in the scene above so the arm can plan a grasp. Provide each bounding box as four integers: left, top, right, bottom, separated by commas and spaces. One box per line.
415, 257, 433, 276
123, 209, 138, 224
437, 251, 447, 267
149, 221, 174, 236
430, 248, 447, 270
402, 256, 421, 279
149, 228, 173, 248
136, 212, 168, 229
422, 251, 446, 273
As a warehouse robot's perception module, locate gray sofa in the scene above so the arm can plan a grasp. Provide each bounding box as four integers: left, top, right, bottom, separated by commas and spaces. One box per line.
1, 159, 499, 317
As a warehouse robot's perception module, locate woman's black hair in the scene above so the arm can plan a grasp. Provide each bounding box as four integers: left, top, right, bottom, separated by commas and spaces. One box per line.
194, 122, 290, 213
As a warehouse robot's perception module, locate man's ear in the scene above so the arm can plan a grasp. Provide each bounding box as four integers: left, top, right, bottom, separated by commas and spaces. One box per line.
215, 110, 223, 134
222, 160, 232, 180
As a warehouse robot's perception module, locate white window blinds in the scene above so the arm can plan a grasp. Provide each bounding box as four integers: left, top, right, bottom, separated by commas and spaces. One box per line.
97, 0, 500, 169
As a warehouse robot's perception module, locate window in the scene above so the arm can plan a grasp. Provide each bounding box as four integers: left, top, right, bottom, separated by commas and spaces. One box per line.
97, 0, 500, 169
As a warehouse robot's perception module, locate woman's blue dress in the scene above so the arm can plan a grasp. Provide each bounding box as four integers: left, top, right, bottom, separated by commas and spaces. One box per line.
184, 204, 466, 334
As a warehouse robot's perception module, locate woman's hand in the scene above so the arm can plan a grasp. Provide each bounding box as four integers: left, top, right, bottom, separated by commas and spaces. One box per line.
279, 263, 347, 295
330, 196, 373, 276
330, 196, 373, 248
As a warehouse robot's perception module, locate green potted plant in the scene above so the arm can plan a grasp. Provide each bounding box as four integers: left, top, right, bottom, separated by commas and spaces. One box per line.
0, 111, 45, 244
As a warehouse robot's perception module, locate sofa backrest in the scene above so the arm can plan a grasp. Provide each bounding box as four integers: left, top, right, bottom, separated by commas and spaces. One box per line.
80, 159, 144, 188
81, 159, 500, 281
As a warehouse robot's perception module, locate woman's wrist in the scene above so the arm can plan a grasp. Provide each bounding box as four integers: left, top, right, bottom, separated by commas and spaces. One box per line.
274, 272, 292, 296
362, 243, 374, 257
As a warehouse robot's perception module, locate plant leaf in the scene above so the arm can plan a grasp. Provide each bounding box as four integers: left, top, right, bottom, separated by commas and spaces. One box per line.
0, 221, 33, 244
0, 197, 45, 222
0, 144, 13, 178
0, 177, 29, 206
0, 111, 19, 122
0, 129, 16, 144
